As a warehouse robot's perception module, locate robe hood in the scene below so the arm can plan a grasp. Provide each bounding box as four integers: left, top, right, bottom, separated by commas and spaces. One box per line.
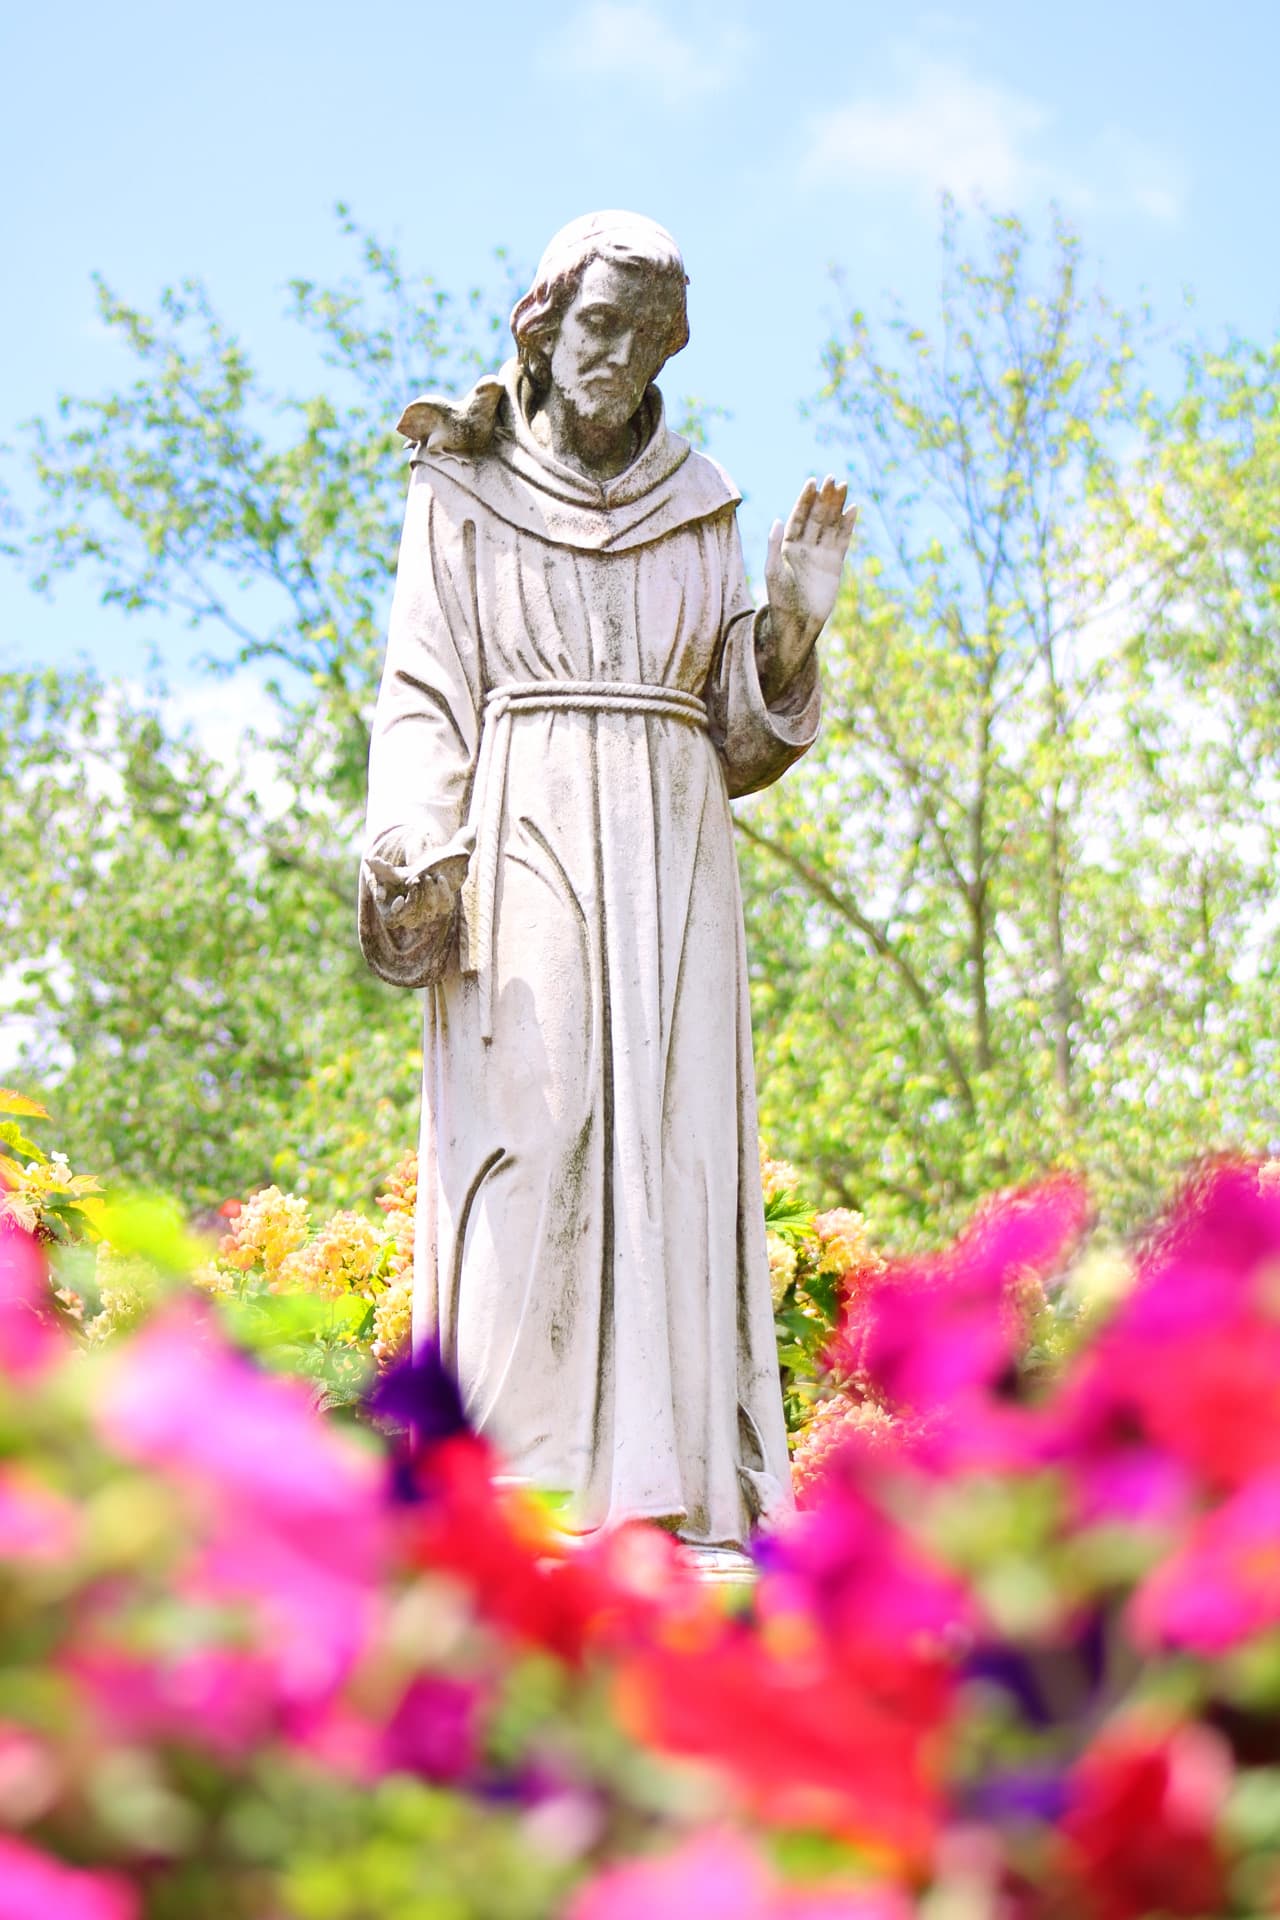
397, 360, 740, 554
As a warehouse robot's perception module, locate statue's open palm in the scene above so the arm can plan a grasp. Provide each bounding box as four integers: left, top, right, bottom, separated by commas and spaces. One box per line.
765, 475, 858, 659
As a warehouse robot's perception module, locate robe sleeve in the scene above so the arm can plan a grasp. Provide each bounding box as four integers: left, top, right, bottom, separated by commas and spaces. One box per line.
703, 510, 822, 800
358, 465, 483, 987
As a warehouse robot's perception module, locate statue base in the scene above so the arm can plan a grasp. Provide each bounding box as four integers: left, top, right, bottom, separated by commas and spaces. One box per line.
680, 1544, 757, 1585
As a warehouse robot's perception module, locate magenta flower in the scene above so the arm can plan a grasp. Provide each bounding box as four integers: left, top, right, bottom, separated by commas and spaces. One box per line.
1117, 1161, 1280, 1344
381, 1673, 483, 1783
1046, 1350, 1196, 1529
1130, 1470, 1280, 1654
0, 1222, 61, 1379
0, 1835, 137, 1920
832, 1177, 1086, 1410
825, 1177, 1087, 1477
1064, 1165, 1280, 1498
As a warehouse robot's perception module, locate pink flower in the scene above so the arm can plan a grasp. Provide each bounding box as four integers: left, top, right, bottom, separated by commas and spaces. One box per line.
0, 1223, 61, 1379
0, 1834, 137, 1920
569, 1830, 913, 1920
760, 1444, 973, 1652
0, 1467, 78, 1566
97, 1303, 382, 1533
1130, 1470, 1280, 1653
189, 1514, 380, 1701
283, 1696, 383, 1781
96, 1304, 387, 1707
69, 1644, 280, 1762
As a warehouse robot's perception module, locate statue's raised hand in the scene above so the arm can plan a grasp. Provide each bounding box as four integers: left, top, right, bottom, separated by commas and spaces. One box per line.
759, 476, 857, 702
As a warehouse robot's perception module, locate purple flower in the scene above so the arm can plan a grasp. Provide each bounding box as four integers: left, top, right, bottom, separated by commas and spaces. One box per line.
368, 1340, 469, 1448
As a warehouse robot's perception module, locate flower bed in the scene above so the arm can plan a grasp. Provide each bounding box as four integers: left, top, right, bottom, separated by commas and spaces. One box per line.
4, 1091, 1280, 1914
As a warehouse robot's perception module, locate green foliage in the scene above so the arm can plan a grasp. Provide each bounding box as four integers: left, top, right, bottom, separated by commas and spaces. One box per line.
0, 665, 421, 1206
0, 1087, 105, 1241
760, 1154, 881, 1432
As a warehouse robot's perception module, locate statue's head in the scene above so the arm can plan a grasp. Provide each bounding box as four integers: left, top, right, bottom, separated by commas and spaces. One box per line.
510, 212, 689, 417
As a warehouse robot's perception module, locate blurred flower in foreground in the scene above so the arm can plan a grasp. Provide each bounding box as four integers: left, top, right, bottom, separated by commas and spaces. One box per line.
1131, 1469, 1280, 1653
0, 1219, 62, 1377
570, 1828, 913, 1920
0, 1834, 137, 1920
1057, 1716, 1231, 1920
826, 1175, 1089, 1472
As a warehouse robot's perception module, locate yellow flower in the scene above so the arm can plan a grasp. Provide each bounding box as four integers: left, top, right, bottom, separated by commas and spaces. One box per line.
372, 1271, 414, 1368
276, 1210, 384, 1300
813, 1208, 879, 1279
759, 1147, 804, 1206
376, 1150, 418, 1221
219, 1187, 310, 1280
790, 1395, 899, 1504
87, 1247, 158, 1341
766, 1231, 798, 1307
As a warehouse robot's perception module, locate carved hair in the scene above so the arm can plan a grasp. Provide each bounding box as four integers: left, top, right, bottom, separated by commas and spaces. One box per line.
510, 211, 689, 392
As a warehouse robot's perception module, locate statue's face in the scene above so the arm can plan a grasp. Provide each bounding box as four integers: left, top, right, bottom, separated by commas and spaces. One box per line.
547, 257, 669, 430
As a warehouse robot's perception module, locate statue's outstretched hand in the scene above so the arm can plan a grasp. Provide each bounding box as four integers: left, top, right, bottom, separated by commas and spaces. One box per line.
760, 476, 857, 698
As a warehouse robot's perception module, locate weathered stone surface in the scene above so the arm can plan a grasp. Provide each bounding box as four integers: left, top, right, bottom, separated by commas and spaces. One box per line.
360, 212, 855, 1550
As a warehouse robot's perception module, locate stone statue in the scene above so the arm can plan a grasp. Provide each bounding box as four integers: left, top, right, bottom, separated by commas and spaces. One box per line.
359, 212, 856, 1563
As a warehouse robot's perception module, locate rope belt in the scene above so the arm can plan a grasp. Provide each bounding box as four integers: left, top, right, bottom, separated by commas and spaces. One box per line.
462, 681, 709, 1041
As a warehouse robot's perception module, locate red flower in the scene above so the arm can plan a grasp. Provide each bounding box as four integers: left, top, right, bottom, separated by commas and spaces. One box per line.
617, 1625, 949, 1867
399, 1435, 638, 1664
1057, 1717, 1230, 1920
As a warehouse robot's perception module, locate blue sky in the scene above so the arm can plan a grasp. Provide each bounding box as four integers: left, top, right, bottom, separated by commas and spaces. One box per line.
3, 0, 1278, 683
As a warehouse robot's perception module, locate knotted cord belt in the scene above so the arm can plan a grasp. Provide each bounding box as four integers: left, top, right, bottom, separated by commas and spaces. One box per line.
462, 680, 710, 1041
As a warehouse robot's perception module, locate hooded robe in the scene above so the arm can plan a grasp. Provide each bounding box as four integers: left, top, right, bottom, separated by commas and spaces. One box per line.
359, 364, 819, 1548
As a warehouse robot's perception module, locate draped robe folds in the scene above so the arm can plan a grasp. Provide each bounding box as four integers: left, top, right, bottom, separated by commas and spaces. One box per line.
359, 367, 820, 1548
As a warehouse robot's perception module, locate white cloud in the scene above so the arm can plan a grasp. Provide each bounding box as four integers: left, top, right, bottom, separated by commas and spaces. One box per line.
803, 58, 1047, 205
550, 2, 753, 109
802, 53, 1186, 224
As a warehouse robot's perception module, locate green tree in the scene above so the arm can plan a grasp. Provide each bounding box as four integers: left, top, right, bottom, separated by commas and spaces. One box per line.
0, 666, 418, 1203
741, 205, 1280, 1238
